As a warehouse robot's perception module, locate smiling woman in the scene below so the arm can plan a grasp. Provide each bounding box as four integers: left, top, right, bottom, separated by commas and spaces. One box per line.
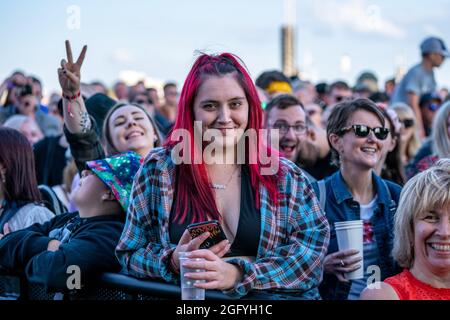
57, 40, 162, 174
103, 103, 160, 156
116, 52, 330, 300
193, 74, 249, 154
360, 159, 450, 300
312, 98, 402, 300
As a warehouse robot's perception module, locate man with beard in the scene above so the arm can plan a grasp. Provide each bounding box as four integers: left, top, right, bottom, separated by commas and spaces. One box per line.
265, 94, 316, 182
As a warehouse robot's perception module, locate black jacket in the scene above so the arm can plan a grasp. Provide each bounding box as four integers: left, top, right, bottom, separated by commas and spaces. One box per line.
0, 211, 124, 292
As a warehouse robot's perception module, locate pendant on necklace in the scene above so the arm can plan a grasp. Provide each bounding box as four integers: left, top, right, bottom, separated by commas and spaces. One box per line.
210, 183, 226, 190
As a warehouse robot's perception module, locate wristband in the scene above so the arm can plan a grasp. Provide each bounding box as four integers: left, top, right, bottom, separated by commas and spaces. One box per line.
62, 91, 80, 117
62, 91, 81, 101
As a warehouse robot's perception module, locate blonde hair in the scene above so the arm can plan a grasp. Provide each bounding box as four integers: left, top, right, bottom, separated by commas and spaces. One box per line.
392, 159, 450, 268
432, 101, 450, 158
391, 103, 421, 161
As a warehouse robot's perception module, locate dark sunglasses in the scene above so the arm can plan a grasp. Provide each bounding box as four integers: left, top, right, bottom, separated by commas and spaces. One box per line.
338, 124, 390, 140
400, 118, 415, 128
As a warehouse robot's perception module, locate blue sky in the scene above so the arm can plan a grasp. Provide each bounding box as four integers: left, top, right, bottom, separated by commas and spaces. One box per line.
1, 0, 450, 95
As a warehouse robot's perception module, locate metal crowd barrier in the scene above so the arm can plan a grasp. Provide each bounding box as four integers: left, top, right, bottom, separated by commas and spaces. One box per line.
0, 271, 231, 300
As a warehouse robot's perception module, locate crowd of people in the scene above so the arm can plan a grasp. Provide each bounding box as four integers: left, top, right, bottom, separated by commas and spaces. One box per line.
0, 36, 449, 300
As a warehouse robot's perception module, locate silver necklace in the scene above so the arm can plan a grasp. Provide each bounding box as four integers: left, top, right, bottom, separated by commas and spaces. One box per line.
210, 166, 240, 190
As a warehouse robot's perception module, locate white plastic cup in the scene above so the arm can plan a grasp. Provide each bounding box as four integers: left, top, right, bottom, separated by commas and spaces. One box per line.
334, 220, 364, 280
179, 252, 205, 300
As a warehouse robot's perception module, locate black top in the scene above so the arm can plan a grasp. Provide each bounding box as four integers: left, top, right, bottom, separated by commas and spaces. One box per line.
33, 135, 68, 186
301, 152, 338, 181
169, 166, 261, 257
0, 211, 124, 292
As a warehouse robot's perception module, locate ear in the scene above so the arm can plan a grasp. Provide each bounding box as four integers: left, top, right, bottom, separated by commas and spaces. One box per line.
101, 190, 116, 202
329, 133, 343, 154
307, 127, 317, 141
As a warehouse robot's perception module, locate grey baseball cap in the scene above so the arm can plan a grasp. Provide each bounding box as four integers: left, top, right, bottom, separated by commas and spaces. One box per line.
420, 37, 450, 57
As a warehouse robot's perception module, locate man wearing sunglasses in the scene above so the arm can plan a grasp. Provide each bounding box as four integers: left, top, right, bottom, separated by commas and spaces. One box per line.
391, 36, 450, 138
419, 92, 442, 137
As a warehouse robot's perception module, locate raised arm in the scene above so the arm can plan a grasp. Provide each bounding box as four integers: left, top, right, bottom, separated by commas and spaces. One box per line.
406, 92, 425, 139
57, 40, 91, 134
0, 77, 10, 100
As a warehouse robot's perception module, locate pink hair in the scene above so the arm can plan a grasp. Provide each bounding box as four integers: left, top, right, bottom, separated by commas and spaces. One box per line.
165, 53, 281, 224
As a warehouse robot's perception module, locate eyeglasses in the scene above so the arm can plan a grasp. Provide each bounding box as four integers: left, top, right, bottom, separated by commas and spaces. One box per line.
400, 118, 415, 128
272, 122, 308, 135
338, 124, 390, 140
428, 103, 441, 111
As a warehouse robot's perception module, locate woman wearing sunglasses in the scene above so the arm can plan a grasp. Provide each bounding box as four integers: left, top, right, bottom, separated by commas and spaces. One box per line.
391, 103, 421, 167
313, 98, 402, 300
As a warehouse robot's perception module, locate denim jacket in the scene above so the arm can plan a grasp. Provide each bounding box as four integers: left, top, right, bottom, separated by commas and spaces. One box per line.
312, 170, 402, 300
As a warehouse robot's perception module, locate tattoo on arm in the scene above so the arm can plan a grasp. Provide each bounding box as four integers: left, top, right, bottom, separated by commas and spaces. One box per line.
79, 111, 92, 133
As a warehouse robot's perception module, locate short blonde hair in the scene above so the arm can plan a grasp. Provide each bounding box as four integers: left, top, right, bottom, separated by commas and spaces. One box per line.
432, 101, 450, 158
392, 159, 450, 268
391, 102, 421, 161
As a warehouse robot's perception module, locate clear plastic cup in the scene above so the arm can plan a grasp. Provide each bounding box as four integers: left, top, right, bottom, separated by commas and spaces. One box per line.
179, 252, 206, 300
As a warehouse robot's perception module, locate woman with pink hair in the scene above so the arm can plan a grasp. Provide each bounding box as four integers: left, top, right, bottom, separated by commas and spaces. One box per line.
116, 53, 329, 299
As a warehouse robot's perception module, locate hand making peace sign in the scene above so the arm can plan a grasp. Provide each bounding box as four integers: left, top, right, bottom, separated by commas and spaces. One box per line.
57, 40, 87, 96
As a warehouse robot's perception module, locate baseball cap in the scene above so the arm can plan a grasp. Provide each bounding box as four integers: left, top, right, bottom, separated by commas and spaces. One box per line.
420, 37, 450, 57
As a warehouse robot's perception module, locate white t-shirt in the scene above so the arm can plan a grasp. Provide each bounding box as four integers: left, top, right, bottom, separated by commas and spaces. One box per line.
6, 203, 54, 232
348, 195, 379, 300
359, 195, 378, 221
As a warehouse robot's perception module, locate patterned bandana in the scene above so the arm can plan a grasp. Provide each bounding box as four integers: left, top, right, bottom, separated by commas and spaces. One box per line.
86, 151, 143, 211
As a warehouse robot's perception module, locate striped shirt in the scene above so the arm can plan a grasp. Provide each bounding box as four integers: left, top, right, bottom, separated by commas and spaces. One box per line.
116, 147, 330, 299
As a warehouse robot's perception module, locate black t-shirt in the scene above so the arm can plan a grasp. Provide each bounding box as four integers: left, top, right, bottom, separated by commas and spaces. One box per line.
169, 166, 261, 257
301, 152, 338, 181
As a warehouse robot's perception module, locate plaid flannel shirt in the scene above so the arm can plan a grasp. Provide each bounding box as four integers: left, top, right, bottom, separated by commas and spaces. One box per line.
116, 147, 330, 299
